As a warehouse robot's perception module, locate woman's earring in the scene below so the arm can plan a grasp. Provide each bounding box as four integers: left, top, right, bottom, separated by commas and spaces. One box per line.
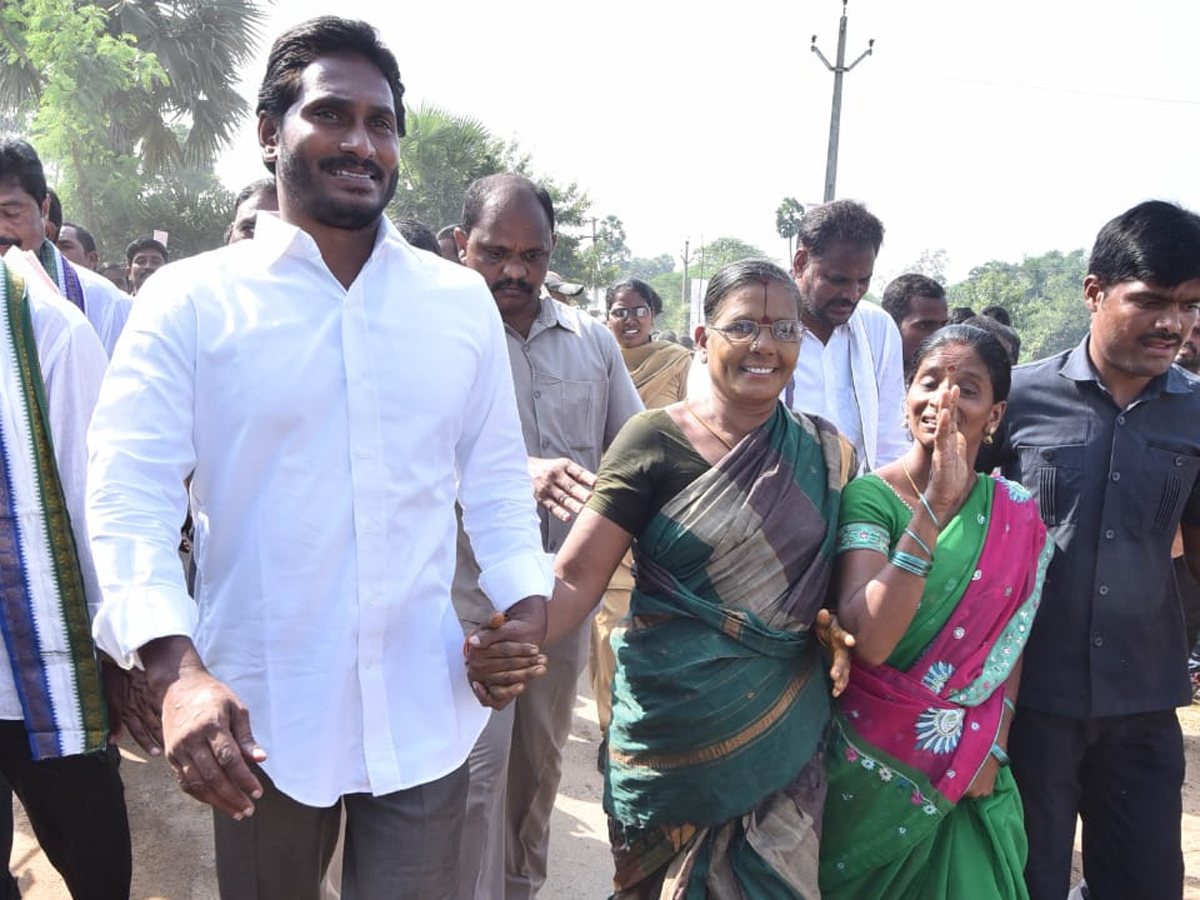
983, 431, 994, 445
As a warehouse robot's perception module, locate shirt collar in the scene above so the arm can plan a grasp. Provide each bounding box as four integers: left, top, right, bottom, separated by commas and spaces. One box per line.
1060, 333, 1191, 398
523, 295, 581, 340
253, 212, 401, 269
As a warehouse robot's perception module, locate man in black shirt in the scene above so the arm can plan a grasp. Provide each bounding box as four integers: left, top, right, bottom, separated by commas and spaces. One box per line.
988, 201, 1200, 900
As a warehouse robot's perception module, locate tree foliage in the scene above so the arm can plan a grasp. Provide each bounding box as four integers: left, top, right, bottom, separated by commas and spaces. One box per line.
691, 236, 770, 278
775, 196, 804, 259
624, 254, 674, 281
388, 104, 506, 232
0, 0, 267, 255
947, 249, 1090, 361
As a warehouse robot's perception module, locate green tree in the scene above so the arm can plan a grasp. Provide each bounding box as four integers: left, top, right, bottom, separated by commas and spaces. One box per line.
582, 214, 630, 289
389, 104, 506, 231
775, 197, 804, 260
624, 254, 674, 281
948, 249, 1089, 361
692, 236, 770, 278
1, 0, 267, 247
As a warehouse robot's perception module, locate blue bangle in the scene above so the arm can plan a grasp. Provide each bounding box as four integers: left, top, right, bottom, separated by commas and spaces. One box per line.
888, 549, 932, 578
990, 743, 1010, 767
903, 527, 934, 559
918, 493, 942, 530
1003, 696, 1015, 714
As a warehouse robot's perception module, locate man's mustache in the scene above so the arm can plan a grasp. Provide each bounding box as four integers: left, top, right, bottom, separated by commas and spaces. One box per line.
319, 155, 385, 181
0, 236, 22, 250
489, 278, 535, 297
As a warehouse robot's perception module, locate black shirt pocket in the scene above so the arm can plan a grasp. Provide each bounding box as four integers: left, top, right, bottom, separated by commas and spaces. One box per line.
1144, 445, 1200, 532
1018, 444, 1086, 527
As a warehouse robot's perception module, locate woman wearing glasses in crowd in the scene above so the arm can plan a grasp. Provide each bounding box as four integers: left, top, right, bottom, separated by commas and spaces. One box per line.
472, 258, 855, 898
819, 325, 1052, 900
588, 279, 696, 767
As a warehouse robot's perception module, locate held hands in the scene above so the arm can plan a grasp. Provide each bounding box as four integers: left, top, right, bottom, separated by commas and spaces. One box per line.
465, 597, 549, 709
529, 457, 597, 523
101, 660, 164, 756
925, 385, 973, 522
815, 609, 855, 697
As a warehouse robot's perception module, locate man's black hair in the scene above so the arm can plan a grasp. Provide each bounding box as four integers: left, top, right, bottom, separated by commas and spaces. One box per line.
796, 199, 884, 258
397, 217, 441, 255
0, 137, 48, 206
1089, 200, 1200, 289
61, 221, 97, 255
881, 273, 946, 324
126, 237, 169, 264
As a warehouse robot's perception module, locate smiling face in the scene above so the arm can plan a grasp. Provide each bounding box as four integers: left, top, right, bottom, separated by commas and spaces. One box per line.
906, 342, 1005, 458
699, 279, 801, 409
259, 52, 400, 236
607, 287, 654, 348
794, 240, 876, 342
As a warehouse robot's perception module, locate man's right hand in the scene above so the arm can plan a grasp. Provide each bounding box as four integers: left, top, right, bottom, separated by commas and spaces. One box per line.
142, 636, 267, 820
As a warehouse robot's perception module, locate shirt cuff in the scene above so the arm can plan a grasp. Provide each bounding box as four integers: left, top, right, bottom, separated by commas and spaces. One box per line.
478, 552, 554, 612
91, 588, 199, 670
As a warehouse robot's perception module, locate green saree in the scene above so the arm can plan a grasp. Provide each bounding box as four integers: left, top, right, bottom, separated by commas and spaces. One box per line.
820, 473, 1053, 900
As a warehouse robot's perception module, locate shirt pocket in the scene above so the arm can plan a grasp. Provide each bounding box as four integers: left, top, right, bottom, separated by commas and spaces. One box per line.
1144, 445, 1200, 532
1018, 444, 1086, 527
533, 375, 603, 456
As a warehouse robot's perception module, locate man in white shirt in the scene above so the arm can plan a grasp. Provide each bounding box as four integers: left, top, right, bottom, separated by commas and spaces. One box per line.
785, 199, 907, 472
0, 139, 131, 358
86, 17, 551, 900
0, 252, 129, 899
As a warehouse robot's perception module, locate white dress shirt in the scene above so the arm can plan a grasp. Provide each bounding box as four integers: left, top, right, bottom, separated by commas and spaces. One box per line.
74, 264, 131, 358
87, 214, 553, 806
0, 257, 107, 718
788, 301, 908, 472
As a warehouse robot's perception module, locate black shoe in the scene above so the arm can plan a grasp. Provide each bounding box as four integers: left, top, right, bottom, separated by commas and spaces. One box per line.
597, 738, 607, 774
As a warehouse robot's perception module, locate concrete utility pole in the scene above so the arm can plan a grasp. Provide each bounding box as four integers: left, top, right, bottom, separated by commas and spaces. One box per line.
680, 238, 691, 314
811, 0, 874, 202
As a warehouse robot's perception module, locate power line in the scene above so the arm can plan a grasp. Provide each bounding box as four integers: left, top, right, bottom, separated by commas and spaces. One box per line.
811, 0, 874, 203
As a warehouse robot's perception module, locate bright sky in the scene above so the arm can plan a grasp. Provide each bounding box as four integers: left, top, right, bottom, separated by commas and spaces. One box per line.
217, 0, 1200, 283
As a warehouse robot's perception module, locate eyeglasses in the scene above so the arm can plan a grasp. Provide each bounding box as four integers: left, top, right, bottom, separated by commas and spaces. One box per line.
706, 319, 802, 344
608, 306, 651, 320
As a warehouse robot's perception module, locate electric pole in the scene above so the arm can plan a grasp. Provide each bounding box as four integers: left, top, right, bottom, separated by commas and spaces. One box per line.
811, 0, 874, 202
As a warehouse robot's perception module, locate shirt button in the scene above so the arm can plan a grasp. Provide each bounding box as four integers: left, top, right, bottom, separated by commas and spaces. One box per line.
1098, 584, 1109, 596
1104, 529, 1115, 539
355, 448, 370, 459
1093, 634, 1105, 648
541, 439, 550, 449
1116, 415, 1126, 425
534, 390, 541, 399
1175, 457, 1184, 467
1111, 471, 1121, 482
1041, 450, 1055, 461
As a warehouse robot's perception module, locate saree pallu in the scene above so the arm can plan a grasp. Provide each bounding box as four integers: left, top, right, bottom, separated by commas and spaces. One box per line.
606, 404, 854, 899
622, 341, 693, 410
820, 476, 1054, 900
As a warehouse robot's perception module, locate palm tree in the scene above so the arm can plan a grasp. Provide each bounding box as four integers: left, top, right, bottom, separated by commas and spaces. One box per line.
390, 104, 506, 231
103, 0, 269, 172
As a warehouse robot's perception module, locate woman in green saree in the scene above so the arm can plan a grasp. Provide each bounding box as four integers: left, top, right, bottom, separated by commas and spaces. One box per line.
820, 325, 1053, 900
471, 259, 855, 898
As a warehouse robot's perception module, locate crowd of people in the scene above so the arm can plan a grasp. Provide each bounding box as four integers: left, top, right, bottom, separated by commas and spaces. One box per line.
0, 13, 1199, 900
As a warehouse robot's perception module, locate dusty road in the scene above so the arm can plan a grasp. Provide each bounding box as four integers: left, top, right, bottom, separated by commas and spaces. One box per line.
9, 682, 1200, 897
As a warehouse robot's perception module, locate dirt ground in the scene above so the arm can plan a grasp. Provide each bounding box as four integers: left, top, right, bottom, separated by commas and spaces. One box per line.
9, 682, 1200, 898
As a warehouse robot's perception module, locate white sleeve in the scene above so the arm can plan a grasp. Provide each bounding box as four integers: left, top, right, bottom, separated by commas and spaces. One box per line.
870, 308, 910, 468
86, 289, 198, 666
454, 295, 553, 611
